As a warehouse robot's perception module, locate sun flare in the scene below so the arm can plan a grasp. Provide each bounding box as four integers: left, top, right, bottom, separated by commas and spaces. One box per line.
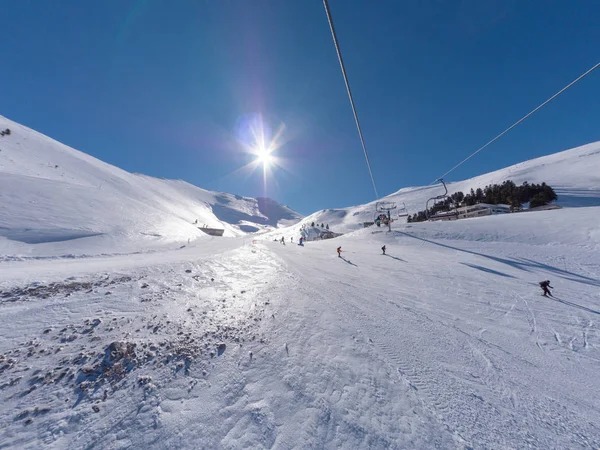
229, 113, 291, 190
256, 146, 273, 167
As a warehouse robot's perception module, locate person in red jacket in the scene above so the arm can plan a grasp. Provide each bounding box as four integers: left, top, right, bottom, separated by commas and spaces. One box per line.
337, 246, 342, 257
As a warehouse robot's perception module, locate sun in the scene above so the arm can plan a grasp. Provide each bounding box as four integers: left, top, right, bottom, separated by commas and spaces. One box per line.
229, 113, 289, 187
256, 145, 274, 167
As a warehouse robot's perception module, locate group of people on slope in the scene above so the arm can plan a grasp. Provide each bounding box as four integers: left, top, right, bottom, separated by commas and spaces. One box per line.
277, 236, 304, 246
336, 244, 386, 258
335, 245, 556, 298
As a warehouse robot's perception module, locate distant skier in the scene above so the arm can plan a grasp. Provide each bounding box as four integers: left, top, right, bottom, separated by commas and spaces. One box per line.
281, 237, 285, 245
298, 237, 304, 246
539, 280, 553, 297
381, 245, 386, 255
291, 237, 293, 243
337, 246, 342, 258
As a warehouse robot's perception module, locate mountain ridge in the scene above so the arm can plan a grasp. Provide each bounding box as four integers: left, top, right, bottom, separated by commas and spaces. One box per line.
270, 140, 600, 238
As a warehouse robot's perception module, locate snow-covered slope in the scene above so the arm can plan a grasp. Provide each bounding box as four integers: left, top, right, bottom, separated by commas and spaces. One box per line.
1, 206, 599, 448
0, 115, 302, 257
1, 113, 600, 448
282, 141, 600, 237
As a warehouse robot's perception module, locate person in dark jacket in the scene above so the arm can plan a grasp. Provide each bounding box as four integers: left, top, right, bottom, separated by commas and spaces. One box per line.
539, 280, 553, 297
381, 245, 386, 255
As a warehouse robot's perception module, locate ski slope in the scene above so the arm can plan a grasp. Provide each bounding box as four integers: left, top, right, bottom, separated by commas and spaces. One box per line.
285, 141, 600, 237
1, 206, 599, 449
0, 115, 302, 259
1, 115, 600, 448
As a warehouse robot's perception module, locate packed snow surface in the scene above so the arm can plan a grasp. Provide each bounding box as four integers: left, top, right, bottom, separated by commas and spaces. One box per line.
0, 115, 302, 259
1, 206, 600, 449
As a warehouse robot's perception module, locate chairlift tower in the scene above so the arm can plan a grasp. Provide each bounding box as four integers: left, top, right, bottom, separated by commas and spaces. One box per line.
375, 201, 397, 232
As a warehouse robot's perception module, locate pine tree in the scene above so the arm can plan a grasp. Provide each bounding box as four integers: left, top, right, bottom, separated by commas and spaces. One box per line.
475, 188, 484, 203
326, 224, 329, 230
311, 221, 315, 227
529, 193, 549, 208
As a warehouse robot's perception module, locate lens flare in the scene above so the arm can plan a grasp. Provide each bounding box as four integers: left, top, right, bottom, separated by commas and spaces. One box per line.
216, 112, 302, 199
255, 145, 274, 167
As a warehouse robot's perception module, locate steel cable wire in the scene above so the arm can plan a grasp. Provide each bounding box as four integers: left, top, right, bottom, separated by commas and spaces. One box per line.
433, 61, 600, 184
323, 0, 379, 199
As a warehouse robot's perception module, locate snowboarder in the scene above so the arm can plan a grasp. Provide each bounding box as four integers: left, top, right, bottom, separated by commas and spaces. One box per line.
298, 237, 304, 246
539, 280, 553, 297
337, 246, 342, 257
381, 245, 386, 255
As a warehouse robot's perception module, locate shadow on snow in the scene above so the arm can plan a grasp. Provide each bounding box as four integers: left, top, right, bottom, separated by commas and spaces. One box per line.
399, 232, 600, 287
384, 254, 405, 262
340, 256, 357, 267
550, 297, 600, 316
460, 263, 516, 278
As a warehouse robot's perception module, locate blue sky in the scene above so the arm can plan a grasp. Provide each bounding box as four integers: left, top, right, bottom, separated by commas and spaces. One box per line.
2, 1, 600, 215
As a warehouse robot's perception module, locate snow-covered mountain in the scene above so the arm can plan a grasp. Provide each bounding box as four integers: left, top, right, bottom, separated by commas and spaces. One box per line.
278, 141, 600, 238
0, 115, 302, 257
2, 116, 600, 449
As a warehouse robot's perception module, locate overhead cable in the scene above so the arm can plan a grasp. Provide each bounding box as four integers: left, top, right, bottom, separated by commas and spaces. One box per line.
433, 61, 600, 184
323, 0, 379, 199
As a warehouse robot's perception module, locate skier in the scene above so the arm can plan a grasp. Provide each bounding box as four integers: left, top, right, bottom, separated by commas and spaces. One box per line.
381, 245, 386, 255
281, 236, 285, 245
539, 280, 553, 297
337, 246, 342, 258
298, 237, 304, 246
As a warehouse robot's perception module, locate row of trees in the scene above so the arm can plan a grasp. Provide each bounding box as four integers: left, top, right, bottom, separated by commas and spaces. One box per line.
407, 180, 557, 223
311, 222, 329, 229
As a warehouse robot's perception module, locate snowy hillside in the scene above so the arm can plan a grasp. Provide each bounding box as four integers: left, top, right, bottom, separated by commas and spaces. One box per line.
1, 206, 599, 448
282, 141, 600, 237
2, 115, 600, 448
0, 115, 302, 257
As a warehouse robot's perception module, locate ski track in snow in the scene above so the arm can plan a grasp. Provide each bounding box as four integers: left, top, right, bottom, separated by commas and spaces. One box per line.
266, 230, 600, 449
1, 218, 600, 448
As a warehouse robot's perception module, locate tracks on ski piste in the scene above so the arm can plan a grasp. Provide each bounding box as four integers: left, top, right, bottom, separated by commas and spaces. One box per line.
273, 247, 600, 450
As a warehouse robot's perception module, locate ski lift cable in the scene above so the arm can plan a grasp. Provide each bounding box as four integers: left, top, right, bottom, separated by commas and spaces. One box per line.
432, 60, 600, 185
323, 0, 379, 199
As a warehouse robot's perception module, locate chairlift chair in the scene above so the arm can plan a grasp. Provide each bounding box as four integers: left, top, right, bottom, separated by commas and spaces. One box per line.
425, 178, 458, 220
397, 202, 408, 218
374, 201, 397, 230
